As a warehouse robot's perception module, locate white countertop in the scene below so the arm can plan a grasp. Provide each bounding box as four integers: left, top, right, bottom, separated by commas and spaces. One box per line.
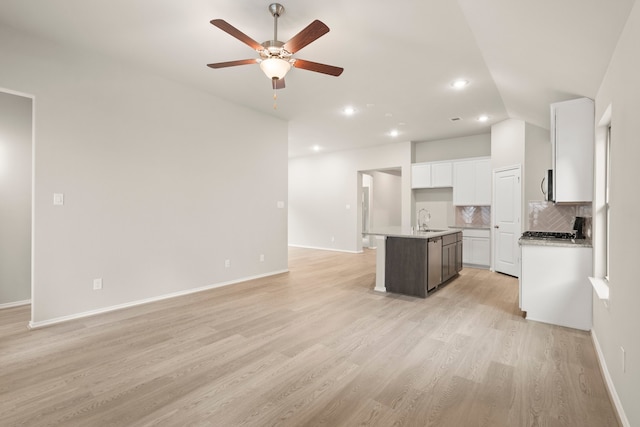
363, 226, 460, 239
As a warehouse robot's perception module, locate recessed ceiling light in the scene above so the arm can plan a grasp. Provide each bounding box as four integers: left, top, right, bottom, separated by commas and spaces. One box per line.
389, 129, 399, 137
477, 115, 489, 122
343, 106, 355, 116
312, 145, 321, 152
451, 79, 469, 89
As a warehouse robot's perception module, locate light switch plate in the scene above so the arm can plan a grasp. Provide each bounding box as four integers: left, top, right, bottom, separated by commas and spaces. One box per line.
53, 193, 64, 206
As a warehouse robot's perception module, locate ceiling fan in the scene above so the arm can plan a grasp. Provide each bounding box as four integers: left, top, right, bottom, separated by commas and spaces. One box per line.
207, 3, 343, 91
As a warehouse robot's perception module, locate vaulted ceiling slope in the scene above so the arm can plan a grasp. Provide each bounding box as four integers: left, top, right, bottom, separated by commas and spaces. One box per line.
0, 0, 635, 157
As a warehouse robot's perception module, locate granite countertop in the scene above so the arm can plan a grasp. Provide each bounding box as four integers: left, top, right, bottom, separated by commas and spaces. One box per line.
364, 226, 460, 239
518, 237, 593, 248
448, 225, 491, 230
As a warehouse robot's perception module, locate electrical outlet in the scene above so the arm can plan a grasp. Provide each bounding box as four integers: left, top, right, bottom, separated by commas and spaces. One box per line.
93, 278, 103, 290
224, 259, 230, 268
621, 346, 626, 373
259, 254, 265, 262
53, 193, 64, 206
331, 236, 335, 242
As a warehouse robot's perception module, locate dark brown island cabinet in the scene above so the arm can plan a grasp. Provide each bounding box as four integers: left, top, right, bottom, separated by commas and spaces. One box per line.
385, 232, 463, 298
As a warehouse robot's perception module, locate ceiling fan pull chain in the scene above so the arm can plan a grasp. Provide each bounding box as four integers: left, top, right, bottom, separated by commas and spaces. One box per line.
272, 76, 279, 109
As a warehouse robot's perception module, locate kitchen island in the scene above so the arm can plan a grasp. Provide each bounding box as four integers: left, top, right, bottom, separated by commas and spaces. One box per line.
364, 227, 462, 298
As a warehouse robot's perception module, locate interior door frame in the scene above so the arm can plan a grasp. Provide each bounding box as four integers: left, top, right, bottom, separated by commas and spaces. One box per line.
0, 87, 35, 321
491, 164, 522, 276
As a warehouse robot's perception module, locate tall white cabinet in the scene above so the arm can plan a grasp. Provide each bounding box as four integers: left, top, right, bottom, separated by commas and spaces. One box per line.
550, 98, 594, 203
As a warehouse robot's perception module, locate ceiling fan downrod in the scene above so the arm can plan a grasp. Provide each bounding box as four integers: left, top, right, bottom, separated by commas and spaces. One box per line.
269, 3, 285, 43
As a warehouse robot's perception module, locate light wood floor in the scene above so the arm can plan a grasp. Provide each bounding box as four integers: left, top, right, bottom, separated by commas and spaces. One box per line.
0, 247, 619, 426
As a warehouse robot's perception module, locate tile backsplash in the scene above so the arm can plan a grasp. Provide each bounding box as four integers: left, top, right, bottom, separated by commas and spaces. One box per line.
528, 201, 592, 235
455, 206, 491, 227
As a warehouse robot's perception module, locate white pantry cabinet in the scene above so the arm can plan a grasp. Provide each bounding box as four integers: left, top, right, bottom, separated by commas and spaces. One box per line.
461, 228, 490, 267
550, 97, 594, 203
453, 158, 491, 205
411, 161, 452, 189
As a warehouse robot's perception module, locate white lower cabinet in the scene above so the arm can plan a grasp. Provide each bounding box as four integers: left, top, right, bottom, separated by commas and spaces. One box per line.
461, 229, 490, 267
520, 244, 592, 331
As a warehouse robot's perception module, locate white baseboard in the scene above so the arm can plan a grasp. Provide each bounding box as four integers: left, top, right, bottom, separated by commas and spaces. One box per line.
28, 269, 289, 330
0, 299, 31, 310
288, 244, 362, 254
591, 330, 630, 427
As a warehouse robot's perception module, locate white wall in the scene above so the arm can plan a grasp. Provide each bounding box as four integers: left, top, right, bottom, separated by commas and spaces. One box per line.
0, 25, 288, 325
0, 91, 32, 306
414, 133, 491, 162
491, 119, 525, 170
491, 119, 526, 232
289, 142, 411, 253
593, 1, 640, 424
414, 188, 454, 230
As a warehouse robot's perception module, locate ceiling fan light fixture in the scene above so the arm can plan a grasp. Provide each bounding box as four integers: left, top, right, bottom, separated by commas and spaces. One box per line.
259, 57, 291, 80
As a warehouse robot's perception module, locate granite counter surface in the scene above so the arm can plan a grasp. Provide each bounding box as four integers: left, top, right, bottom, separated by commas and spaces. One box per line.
518, 237, 592, 248
448, 225, 491, 230
364, 227, 460, 240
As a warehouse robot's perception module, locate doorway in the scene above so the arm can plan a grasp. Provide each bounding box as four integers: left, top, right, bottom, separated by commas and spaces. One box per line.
357, 168, 402, 251
361, 173, 372, 247
0, 89, 34, 310
493, 165, 521, 277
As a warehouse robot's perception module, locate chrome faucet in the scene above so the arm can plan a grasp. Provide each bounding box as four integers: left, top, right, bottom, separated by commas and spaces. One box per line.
418, 208, 431, 231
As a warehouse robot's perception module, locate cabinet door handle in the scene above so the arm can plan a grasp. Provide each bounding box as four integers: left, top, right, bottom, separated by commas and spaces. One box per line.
541, 176, 547, 196
494, 225, 499, 229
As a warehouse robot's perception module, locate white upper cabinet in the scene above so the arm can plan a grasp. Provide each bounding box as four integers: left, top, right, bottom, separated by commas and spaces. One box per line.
453, 158, 491, 205
411, 163, 432, 188
431, 162, 453, 187
551, 98, 594, 203
474, 159, 491, 205
411, 161, 452, 189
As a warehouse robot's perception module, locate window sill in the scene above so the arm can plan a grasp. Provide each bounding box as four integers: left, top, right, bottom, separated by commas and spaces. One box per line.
589, 277, 610, 300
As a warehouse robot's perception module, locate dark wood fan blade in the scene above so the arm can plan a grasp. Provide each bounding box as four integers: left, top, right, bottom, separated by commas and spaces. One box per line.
283, 20, 329, 53
210, 19, 263, 51
207, 59, 258, 69
272, 78, 286, 90
293, 59, 344, 76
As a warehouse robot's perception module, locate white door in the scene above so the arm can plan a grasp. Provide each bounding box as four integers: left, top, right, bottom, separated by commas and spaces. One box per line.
493, 166, 521, 277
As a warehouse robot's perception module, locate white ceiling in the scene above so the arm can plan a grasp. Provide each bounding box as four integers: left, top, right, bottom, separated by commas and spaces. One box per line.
0, 0, 635, 157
